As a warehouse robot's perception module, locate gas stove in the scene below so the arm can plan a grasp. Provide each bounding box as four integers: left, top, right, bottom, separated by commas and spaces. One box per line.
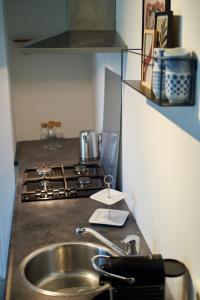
21, 163, 106, 202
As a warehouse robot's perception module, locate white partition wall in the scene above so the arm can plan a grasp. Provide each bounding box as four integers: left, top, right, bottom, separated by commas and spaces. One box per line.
0, 0, 15, 278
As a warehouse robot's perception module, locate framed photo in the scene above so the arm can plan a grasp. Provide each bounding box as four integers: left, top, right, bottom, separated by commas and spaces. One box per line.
155, 11, 173, 48
143, 0, 171, 30
142, 30, 158, 89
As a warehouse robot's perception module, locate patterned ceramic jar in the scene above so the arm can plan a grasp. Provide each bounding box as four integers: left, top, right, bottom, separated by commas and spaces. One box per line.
165, 72, 192, 103
164, 48, 192, 103
152, 48, 166, 99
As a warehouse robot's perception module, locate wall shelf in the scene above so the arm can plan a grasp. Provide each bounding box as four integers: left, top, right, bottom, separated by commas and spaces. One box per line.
121, 49, 197, 107
122, 80, 194, 107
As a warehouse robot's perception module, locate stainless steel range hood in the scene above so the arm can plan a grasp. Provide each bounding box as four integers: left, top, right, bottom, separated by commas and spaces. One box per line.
20, 0, 127, 54
20, 30, 127, 54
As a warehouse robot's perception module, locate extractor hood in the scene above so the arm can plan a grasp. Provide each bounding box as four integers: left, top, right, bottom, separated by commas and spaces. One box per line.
20, 30, 127, 54
19, 0, 127, 54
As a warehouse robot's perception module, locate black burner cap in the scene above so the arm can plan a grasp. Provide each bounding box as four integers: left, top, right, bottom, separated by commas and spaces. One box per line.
74, 165, 87, 174
78, 177, 91, 185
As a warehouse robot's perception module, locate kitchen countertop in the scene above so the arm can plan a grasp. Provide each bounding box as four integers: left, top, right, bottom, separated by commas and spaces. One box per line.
5, 139, 150, 300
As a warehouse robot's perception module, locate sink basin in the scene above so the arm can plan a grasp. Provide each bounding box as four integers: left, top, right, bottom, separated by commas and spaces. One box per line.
20, 242, 116, 298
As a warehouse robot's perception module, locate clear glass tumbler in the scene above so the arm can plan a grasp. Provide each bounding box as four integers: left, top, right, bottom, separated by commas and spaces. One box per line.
47, 121, 56, 151
55, 121, 64, 150
40, 122, 48, 149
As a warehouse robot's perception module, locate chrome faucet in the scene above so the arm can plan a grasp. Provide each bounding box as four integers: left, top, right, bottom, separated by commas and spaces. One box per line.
75, 227, 140, 256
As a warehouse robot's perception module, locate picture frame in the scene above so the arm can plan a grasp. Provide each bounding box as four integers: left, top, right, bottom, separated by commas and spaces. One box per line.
142, 0, 171, 31
142, 29, 158, 89
155, 11, 173, 48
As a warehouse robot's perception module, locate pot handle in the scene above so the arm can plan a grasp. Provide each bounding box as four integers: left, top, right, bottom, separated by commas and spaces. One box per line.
91, 255, 135, 284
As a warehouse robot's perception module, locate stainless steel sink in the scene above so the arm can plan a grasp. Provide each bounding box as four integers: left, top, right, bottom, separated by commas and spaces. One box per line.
20, 242, 116, 299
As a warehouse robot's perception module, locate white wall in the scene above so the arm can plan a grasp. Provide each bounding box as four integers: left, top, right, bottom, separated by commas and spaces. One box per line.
6, 0, 95, 141
93, 53, 121, 132
115, 0, 200, 299
10, 50, 94, 141
6, 0, 69, 41
0, 0, 15, 278
93, 0, 200, 298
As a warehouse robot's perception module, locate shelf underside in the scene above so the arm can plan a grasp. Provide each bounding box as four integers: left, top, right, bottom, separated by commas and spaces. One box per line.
20, 30, 127, 54
122, 80, 194, 107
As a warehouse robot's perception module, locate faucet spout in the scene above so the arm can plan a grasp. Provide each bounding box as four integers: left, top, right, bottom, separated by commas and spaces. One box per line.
76, 227, 140, 256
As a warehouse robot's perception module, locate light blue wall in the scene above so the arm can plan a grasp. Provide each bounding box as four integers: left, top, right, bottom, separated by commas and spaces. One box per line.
0, 0, 15, 278
116, 0, 200, 142
116, 0, 200, 298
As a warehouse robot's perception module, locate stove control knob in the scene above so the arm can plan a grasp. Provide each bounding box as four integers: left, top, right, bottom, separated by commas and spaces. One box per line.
23, 195, 30, 201
70, 187, 77, 195
59, 189, 65, 195
35, 190, 42, 198
53, 190, 59, 198
41, 192, 46, 199
59, 189, 65, 198
47, 189, 53, 197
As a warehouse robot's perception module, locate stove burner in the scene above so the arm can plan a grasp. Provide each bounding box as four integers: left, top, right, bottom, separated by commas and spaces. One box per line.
22, 163, 106, 202
36, 163, 52, 176
74, 165, 88, 175
78, 177, 91, 186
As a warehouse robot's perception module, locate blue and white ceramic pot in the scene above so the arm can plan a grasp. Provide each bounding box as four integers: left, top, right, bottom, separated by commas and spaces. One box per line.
152, 48, 166, 99
164, 48, 192, 103
165, 72, 192, 103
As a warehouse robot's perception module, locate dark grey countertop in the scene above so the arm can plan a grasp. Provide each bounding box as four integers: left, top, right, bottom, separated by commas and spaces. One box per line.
5, 139, 150, 300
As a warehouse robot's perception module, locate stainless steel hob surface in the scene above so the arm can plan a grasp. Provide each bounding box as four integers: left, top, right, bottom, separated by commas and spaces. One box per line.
22, 163, 106, 202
